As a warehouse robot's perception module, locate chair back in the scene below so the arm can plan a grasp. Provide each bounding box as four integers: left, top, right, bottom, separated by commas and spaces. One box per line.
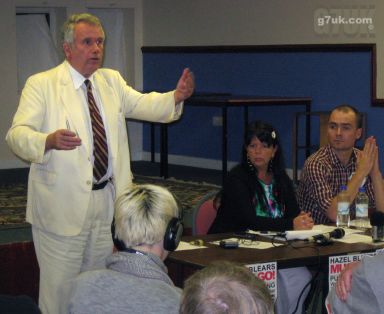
319, 112, 330, 147
192, 191, 219, 235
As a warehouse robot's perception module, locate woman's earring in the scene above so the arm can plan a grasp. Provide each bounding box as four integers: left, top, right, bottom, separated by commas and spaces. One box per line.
268, 158, 273, 173
247, 156, 256, 173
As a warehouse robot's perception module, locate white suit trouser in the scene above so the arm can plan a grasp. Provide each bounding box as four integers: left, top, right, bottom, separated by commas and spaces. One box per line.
32, 183, 114, 314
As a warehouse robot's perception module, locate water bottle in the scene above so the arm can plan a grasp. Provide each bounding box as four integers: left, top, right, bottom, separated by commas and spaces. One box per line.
355, 186, 369, 228
337, 185, 350, 227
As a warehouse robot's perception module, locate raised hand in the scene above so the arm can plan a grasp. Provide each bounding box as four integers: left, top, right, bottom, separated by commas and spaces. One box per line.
369, 141, 380, 178
174, 68, 195, 104
356, 136, 376, 178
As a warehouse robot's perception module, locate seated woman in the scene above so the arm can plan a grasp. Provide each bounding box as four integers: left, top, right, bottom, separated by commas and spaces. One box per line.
68, 184, 183, 314
209, 120, 313, 233
209, 120, 314, 314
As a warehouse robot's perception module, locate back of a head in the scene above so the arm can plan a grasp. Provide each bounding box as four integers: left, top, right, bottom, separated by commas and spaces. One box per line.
180, 261, 274, 314
113, 184, 180, 248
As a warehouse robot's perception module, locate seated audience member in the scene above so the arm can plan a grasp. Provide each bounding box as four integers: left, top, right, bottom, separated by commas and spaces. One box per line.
180, 261, 274, 314
209, 120, 313, 233
297, 104, 384, 224
327, 254, 384, 313
208, 120, 313, 314
68, 184, 183, 314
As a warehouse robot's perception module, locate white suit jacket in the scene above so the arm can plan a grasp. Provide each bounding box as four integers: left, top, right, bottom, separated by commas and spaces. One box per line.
6, 61, 182, 236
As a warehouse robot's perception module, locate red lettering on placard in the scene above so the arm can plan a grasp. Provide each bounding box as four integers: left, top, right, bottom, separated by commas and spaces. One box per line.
257, 271, 275, 281
330, 264, 343, 274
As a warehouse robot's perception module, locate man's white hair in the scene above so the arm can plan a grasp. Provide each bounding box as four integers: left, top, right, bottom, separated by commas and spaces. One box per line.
62, 13, 104, 45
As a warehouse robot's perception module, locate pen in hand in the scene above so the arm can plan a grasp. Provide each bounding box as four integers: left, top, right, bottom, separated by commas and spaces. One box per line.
66, 119, 79, 137
66, 119, 71, 130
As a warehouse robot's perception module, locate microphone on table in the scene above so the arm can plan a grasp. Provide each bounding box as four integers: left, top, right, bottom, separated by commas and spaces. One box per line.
307, 228, 345, 245
370, 212, 384, 242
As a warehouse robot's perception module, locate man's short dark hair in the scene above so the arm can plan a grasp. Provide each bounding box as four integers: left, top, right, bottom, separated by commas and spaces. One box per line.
331, 104, 363, 129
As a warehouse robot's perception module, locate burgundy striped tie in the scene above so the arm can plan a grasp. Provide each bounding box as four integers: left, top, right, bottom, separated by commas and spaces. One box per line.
85, 79, 108, 181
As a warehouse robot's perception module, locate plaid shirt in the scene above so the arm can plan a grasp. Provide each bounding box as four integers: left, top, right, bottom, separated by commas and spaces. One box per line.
297, 145, 375, 224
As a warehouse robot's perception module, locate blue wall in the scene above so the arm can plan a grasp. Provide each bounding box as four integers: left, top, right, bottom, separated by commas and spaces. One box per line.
143, 50, 380, 170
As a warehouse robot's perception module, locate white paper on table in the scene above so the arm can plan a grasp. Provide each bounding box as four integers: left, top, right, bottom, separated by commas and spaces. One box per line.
284, 225, 335, 240
349, 219, 372, 228
249, 224, 363, 241
335, 233, 379, 244
176, 241, 207, 251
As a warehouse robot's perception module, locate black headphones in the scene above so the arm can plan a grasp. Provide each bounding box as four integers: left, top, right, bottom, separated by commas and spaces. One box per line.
111, 219, 126, 251
163, 217, 184, 251
111, 216, 183, 252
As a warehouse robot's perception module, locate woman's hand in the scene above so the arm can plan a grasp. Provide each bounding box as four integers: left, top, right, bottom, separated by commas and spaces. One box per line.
293, 211, 314, 230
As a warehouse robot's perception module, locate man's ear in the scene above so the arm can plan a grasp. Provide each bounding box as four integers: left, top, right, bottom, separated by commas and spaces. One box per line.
63, 42, 71, 60
356, 128, 362, 140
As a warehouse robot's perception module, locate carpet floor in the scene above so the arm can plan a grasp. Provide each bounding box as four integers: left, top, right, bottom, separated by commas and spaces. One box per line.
0, 175, 221, 230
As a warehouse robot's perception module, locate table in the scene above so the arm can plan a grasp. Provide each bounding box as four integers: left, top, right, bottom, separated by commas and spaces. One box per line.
166, 233, 381, 287
152, 94, 312, 184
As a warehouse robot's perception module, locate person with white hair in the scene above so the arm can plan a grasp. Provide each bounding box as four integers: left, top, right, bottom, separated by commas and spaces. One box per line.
180, 260, 274, 314
6, 12, 193, 313
68, 184, 184, 314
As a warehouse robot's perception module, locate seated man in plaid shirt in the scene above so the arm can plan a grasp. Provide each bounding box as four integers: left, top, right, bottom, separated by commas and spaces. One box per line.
297, 104, 384, 224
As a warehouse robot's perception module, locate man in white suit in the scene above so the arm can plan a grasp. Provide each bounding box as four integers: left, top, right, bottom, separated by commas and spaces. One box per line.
6, 13, 194, 313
